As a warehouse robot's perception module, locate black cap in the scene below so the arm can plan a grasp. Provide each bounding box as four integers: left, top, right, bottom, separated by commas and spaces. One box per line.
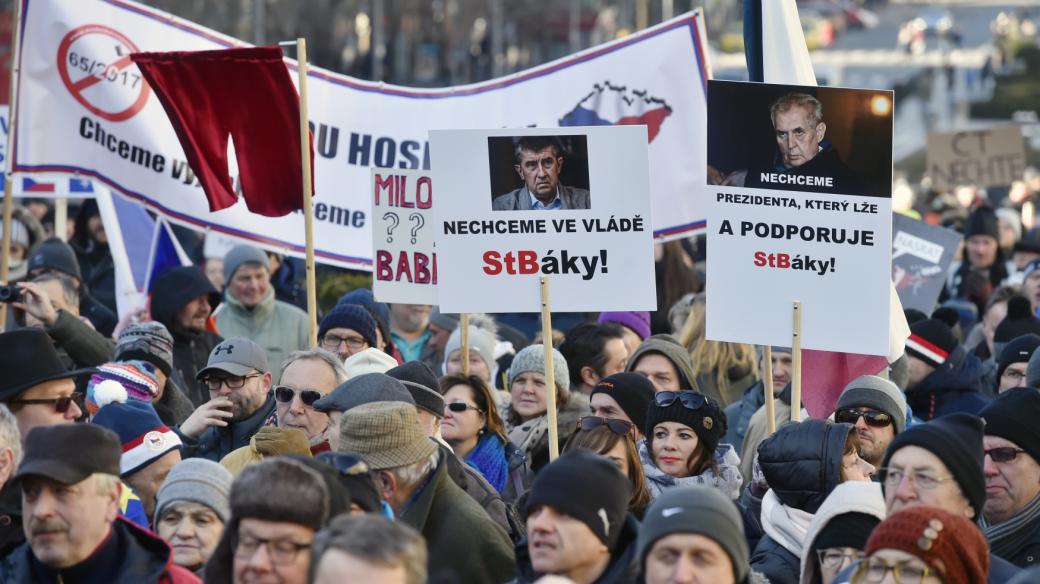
590, 372, 656, 432
0, 329, 95, 402
386, 361, 444, 418
994, 297, 1040, 344
27, 237, 82, 281
981, 388, 1040, 464
964, 206, 999, 240
15, 424, 122, 485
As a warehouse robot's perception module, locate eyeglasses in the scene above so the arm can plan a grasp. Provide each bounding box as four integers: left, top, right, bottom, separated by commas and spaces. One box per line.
234, 533, 310, 565
1001, 368, 1027, 381
853, 558, 932, 584
9, 393, 83, 413
835, 408, 893, 428
321, 334, 367, 351
817, 548, 864, 570
274, 386, 323, 407
203, 373, 261, 391
654, 391, 706, 410
985, 447, 1027, 463
445, 402, 484, 414
578, 416, 635, 436
877, 467, 956, 490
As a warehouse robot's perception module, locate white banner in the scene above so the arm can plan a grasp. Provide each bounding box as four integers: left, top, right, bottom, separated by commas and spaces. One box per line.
14, 0, 711, 269
433, 126, 656, 313
371, 168, 437, 305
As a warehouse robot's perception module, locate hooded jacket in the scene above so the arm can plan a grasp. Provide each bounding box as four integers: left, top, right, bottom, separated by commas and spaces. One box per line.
71, 200, 116, 314
509, 513, 640, 584
799, 481, 886, 584
625, 334, 701, 394
213, 287, 309, 384
906, 344, 989, 421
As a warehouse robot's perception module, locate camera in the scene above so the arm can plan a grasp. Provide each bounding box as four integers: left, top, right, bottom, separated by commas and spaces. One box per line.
0, 285, 22, 303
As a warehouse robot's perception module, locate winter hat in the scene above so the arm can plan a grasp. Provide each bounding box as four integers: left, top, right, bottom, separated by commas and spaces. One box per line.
336, 288, 391, 329
508, 344, 570, 396
429, 307, 459, 332
597, 311, 651, 340
997, 208, 1023, 243
343, 348, 398, 378
964, 206, 1000, 241
997, 334, 1040, 384
812, 512, 880, 552
115, 321, 175, 376
338, 401, 438, 470
444, 325, 497, 371
318, 303, 378, 348
881, 413, 986, 518
644, 391, 727, 456
85, 362, 161, 415
223, 244, 268, 283
905, 319, 957, 368
626, 335, 699, 391
91, 398, 182, 477
835, 375, 907, 434
980, 387, 1040, 464
27, 237, 82, 280
903, 308, 929, 326
590, 373, 656, 433
387, 361, 444, 418
149, 266, 220, 327
526, 450, 630, 548
994, 296, 1040, 345
154, 458, 233, 525
1026, 341, 1040, 388
0, 216, 30, 250
1014, 227, 1040, 255
312, 372, 414, 413
864, 507, 989, 584
638, 486, 749, 583
230, 457, 331, 530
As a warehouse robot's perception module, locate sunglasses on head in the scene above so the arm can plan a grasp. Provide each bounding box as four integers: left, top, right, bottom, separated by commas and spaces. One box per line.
273, 386, 323, 407
10, 393, 83, 413
834, 408, 893, 428
985, 447, 1027, 463
654, 391, 706, 410
578, 416, 635, 436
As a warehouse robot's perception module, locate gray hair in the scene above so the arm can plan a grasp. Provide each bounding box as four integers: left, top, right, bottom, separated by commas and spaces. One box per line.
390, 451, 438, 489
770, 92, 824, 128
0, 404, 21, 468
310, 514, 427, 584
280, 348, 348, 385
31, 273, 79, 308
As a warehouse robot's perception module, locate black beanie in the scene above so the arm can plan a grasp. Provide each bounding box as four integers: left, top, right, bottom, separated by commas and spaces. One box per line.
904, 309, 929, 326
964, 206, 999, 240
906, 319, 958, 368
980, 388, 1040, 464
27, 237, 82, 281
387, 361, 444, 419
994, 297, 1040, 344
644, 392, 727, 456
590, 372, 655, 432
996, 334, 1040, 382
881, 413, 986, 518
812, 512, 881, 552
526, 449, 630, 548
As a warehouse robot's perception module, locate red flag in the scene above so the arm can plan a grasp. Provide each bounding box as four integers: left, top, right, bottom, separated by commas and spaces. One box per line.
131, 47, 313, 217
801, 350, 889, 418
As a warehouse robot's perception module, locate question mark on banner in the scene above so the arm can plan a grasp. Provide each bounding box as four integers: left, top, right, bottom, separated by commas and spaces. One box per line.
408, 213, 425, 244
383, 212, 400, 243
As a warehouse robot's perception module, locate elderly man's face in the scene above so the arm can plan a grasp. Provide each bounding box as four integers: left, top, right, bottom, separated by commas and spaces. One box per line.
276, 358, 337, 442
22, 474, 119, 569
773, 105, 825, 169
515, 147, 563, 201
983, 435, 1040, 524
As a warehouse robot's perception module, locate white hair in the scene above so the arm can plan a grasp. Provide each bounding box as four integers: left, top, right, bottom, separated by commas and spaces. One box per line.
0, 405, 22, 468
390, 452, 438, 489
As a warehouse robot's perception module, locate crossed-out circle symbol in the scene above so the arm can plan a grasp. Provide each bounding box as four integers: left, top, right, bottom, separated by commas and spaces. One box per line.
56, 24, 151, 122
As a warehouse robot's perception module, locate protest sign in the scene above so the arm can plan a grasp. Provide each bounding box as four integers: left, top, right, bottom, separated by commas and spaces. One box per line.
432, 126, 656, 313
13, 0, 711, 269
705, 80, 894, 356
891, 213, 961, 314
371, 168, 437, 304
927, 126, 1026, 191
0, 106, 94, 197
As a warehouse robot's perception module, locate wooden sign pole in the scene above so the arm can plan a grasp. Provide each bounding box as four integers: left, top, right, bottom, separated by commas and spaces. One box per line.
540, 276, 559, 461
791, 301, 803, 422
460, 313, 471, 376
295, 38, 318, 348
763, 345, 776, 434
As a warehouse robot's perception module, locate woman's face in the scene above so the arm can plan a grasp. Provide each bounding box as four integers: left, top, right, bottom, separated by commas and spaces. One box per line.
441, 384, 486, 444
157, 502, 225, 571
651, 421, 700, 478
603, 438, 630, 478
511, 371, 548, 420
842, 449, 875, 482
446, 351, 491, 382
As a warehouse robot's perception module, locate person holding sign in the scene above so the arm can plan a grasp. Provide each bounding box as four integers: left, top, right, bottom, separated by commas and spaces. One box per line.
491, 136, 591, 211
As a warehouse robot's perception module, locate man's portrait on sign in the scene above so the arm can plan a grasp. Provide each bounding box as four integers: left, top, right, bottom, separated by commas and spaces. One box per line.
488, 135, 592, 211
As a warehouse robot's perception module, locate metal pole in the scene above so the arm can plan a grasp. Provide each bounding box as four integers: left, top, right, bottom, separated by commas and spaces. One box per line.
490, 0, 504, 77
253, 0, 266, 45
569, 0, 580, 54
372, 0, 385, 80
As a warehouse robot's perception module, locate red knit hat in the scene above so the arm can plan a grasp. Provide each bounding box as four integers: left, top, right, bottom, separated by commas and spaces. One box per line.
863, 507, 988, 584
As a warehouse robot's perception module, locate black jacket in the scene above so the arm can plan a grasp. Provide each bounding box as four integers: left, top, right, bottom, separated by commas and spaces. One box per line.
0, 484, 23, 560
176, 394, 275, 462
906, 345, 989, 421
509, 514, 640, 584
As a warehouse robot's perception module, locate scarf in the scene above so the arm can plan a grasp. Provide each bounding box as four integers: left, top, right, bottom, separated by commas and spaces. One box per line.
639, 441, 744, 500
981, 491, 1040, 560
761, 489, 814, 556
466, 434, 509, 493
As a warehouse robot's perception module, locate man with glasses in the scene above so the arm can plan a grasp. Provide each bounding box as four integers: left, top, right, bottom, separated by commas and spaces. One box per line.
998, 334, 1040, 394
833, 375, 907, 469
317, 304, 378, 364
176, 338, 274, 462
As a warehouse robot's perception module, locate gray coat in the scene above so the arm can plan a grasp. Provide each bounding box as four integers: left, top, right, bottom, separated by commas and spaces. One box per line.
492, 184, 590, 210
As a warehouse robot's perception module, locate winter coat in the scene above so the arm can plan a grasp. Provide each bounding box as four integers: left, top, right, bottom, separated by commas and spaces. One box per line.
0, 484, 23, 560
46, 308, 114, 370
400, 450, 515, 584
757, 418, 852, 515
213, 287, 309, 383
906, 344, 990, 421
799, 481, 886, 584
696, 364, 757, 408
176, 394, 275, 462
153, 379, 196, 427
509, 514, 640, 584
640, 441, 744, 500
439, 444, 517, 540
625, 334, 701, 393
0, 516, 199, 583
739, 384, 808, 486
505, 392, 590, 475
752, 489, 812, 584
744, 140, 868, 196
724, 380, 766, 452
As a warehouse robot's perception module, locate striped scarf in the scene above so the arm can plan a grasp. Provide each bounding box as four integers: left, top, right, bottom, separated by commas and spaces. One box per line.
982, 492, 1040, 560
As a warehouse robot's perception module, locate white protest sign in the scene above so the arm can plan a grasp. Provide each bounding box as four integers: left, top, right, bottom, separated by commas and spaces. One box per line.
1, 105, 95, 197
705, 81, 894, 356
371, 168, 437, 304
892, 231, 944, 263
432, 126, 655, 313
14, 0, 711, 269
927, 126, 1026, 191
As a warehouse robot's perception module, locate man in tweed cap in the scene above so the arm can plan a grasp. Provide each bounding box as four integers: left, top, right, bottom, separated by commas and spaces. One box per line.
339, 401, 514, 583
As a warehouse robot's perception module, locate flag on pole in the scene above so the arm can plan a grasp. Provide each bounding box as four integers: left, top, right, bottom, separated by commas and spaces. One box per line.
130, 47, 312, 217
143, 217, 192, 294
743, 0, 910, 418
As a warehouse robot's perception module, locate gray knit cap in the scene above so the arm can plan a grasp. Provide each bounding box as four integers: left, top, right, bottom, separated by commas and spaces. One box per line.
444, 325, 497, 371
508, 344, 569, 395
115, 321, 175, 376
154, 458, 233, 525
223, 244, 268, 283
835, 375, 907, 434
312, 372, 414, 413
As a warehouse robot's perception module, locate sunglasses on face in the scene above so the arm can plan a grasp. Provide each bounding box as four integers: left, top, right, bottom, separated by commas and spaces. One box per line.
834, 408, 893, 428
445, 402, 484, 414
10, 393, 83, 413
653, 391, 706, 410
273, 386, 323, 407
578, 416, 635, 435
985, 447, 1027, 463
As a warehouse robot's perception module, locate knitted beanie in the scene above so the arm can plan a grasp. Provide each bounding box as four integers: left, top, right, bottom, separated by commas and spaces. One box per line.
590, 372, 656, 432
994, 297, 1040, 344
980, 387, 1040, 464
508, 344, 570, 397
444, 324, 497, 371
964, 206, 999, 241
864, 507, 989, 584
905, 319, 957, 368
835, 375, 907, 434
644, 391, 727, 456
597, 311, 651, 340
336, 288, 391, 329
998, 333, 1040, 384
230, 457, 331, 531
154, 458, 233, 525
223, 245, 268, 283
811, 512, 880, 552
86, 361, 161, 415
91, 398, 182, 477
115, 321, 175, 376
881, 413, 986, 517
386, 361, 444, 418
526, 450, 630, 548
318, 303, 378, 348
